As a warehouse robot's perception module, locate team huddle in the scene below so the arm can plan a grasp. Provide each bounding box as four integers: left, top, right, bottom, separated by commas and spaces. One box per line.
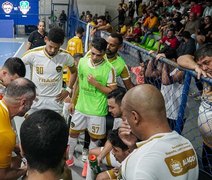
0, 24, 211, 180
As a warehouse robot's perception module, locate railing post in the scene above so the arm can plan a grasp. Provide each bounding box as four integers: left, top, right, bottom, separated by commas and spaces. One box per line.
175, 72, 192, 134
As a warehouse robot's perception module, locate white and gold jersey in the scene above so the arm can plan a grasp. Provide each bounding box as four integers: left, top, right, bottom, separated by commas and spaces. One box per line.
22, 46, 74, 97
121, 131, 199, 180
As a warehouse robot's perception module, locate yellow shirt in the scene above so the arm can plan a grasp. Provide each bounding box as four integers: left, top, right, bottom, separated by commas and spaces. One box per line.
64, 36, 83, 84
66, 36, 83, 56
120, 25, 127, 35
143, 16, 158, 30
0, 100, 16, 168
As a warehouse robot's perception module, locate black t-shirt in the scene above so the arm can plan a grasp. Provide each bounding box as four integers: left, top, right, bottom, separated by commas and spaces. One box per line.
28, 30, 48, 49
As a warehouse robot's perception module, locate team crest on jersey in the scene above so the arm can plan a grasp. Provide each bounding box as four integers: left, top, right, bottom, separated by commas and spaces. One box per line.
56, 66, 62, 73
70, 122, 75, 128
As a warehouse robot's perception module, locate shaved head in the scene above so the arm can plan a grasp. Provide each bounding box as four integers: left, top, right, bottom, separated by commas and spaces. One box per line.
121, 84, 169, 140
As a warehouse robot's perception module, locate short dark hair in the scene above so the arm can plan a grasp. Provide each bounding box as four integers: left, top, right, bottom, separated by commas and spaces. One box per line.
47, 27, 65, 44
76, 26, 85, 34
91, 37, 107, 52
182, 31, 191, 39
20, 109, 69, 173
107, 87, 126, 105
3, 57, 26, 77
110, 33, 123, 45
108, 129, 128, 151
5, 78, 36, 99
194, 43, 212, 62
97, 15, 106, 21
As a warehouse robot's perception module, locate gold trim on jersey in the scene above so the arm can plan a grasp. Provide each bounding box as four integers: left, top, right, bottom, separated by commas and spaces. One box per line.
136, 135, 164, 148
88, 132, 106, 139
90, 58, 105, 67
69, 128, 85, 134
106, 169, 118, 179
22, 46, 45, 57
106, 153, 112, 166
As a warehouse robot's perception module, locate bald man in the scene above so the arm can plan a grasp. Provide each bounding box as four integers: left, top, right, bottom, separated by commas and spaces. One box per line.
119, 84, 199, 180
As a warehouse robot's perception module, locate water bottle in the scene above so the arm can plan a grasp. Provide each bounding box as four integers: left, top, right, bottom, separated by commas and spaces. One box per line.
88, 154, 101, 174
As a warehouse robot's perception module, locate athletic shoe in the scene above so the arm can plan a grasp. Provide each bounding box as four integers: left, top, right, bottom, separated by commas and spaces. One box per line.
66, 157, 74, 167
82, 148, 88, 162
81, 161, 88, 177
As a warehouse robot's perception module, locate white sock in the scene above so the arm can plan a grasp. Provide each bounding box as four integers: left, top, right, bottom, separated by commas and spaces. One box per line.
89, 140, 100, 150
68, 137, 78, 159
86, 160, 95, 180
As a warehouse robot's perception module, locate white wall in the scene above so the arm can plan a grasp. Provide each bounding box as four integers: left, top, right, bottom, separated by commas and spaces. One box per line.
77, 0, 119, 20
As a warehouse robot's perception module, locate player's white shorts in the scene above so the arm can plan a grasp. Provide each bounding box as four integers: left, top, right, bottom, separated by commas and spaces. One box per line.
101, 147, 120, 168
27, 96, 63, 115
70, 110, 106, 139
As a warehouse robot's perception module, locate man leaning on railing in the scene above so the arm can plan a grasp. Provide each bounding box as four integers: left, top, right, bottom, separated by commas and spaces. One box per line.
177, 43, 212, 174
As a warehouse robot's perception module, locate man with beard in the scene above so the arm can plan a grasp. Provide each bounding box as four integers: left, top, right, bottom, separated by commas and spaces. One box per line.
106, 33, 134, 90
22, 27, 77, 115
86, 87, 127, 180
0, 78, 36, 179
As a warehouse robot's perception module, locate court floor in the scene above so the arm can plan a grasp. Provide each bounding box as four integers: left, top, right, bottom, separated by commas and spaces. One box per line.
0, 41, 24, 66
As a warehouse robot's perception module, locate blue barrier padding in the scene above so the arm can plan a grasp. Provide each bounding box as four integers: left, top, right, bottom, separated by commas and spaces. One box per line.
0, 20, 14, 38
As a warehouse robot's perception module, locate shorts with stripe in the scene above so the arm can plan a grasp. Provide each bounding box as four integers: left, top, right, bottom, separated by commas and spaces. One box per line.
70, 110, 106, 139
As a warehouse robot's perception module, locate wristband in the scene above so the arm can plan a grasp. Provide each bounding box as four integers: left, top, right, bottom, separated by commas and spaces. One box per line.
66, 87, 72, 94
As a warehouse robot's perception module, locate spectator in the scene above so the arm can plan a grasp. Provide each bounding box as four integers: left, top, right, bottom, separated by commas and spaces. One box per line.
105, 11, 112, 23
128, 1, 135, 20
0, 78, 36, 179
0, 57, 26, 87
59, 10, 67, 31
190, 0, 203, 17
140, 11, 159, 45
125, 22, 142, 42
158, 28, 179, 59
117, 0, 128, 25
202, 0, 212, 17
196, 16, 212, 47
20, 109, 71, 180
157, 53, 186, 132
119, 84, 199, 179
184, 12, 200, 38
80, 11, 86, 21
177, 44, 212, 174
26, 21, 48, 51
85, 14, 96, 26
176, 31, 196, 57
22, 27, 77, 115
91, 16, 113, 38
67, 37, 117, 167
